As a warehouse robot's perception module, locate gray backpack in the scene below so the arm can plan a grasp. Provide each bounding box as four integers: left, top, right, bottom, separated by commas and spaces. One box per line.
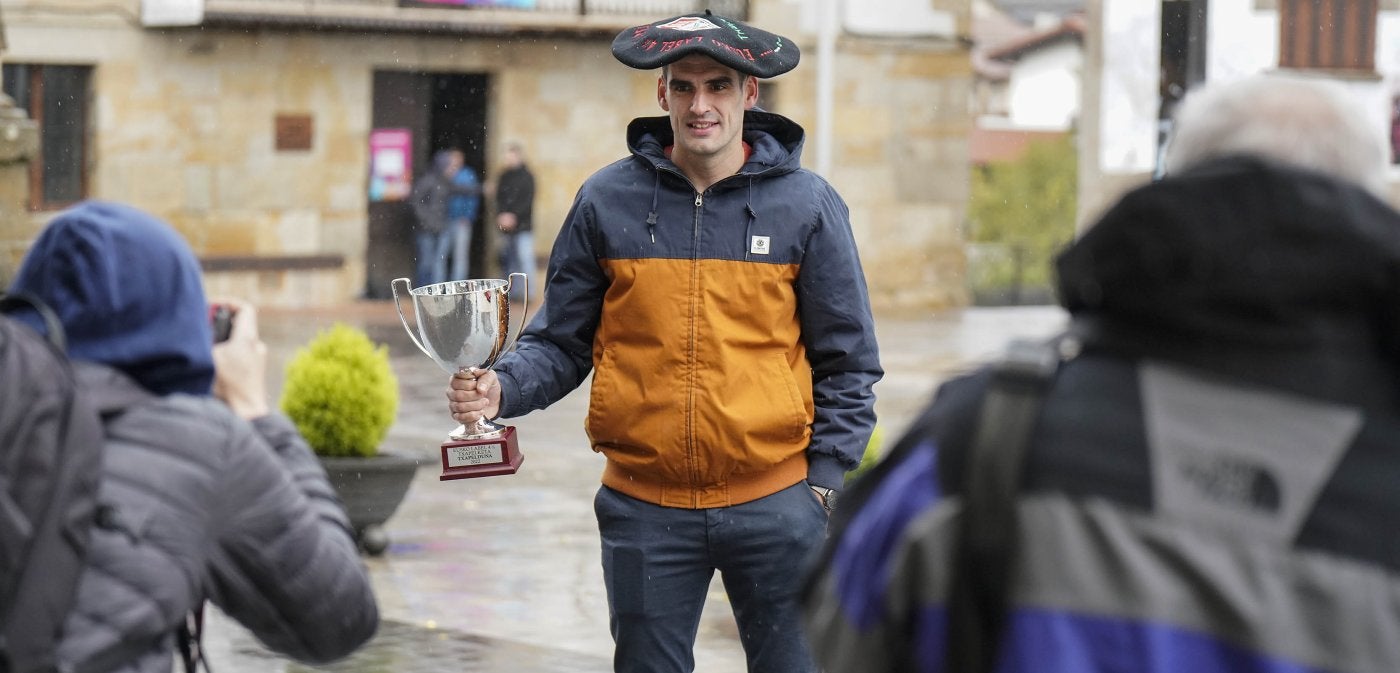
0, 294, 105, 673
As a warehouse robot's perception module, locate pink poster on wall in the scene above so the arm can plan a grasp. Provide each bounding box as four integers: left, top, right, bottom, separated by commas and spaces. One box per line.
369, 128, 412, 202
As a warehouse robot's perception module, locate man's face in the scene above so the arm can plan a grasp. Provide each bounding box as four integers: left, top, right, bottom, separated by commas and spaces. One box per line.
658, 54, 758, 163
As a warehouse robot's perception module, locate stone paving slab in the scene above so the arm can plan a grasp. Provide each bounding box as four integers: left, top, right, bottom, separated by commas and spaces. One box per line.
205, 612, 612, 673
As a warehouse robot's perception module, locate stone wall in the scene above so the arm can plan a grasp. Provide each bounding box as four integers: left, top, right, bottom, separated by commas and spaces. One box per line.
780, 53, 972, 310
756, 4, 974, 312
0, 115, 37, 284
1, 2, 974, 310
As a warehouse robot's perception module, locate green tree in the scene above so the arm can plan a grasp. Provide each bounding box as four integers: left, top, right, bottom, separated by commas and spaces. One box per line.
967, 134, 1078, 302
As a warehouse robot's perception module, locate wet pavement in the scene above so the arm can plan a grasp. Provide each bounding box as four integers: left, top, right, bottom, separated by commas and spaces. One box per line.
203, 300, 1068, 673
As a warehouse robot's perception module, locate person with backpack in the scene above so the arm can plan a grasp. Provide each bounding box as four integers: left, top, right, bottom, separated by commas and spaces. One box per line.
1, 201, 378, 673
803, 74, 1400, 673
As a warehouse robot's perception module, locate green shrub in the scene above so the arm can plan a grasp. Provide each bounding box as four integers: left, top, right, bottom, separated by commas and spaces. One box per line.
846, 424, 885, 486
280, 323, 400, 458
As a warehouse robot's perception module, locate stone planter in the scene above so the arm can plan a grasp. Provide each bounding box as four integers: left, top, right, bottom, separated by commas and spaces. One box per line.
319, 451, 421, 555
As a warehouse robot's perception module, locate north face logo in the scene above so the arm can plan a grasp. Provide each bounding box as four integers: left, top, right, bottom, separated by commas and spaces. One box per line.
1178, 455, 1282, 514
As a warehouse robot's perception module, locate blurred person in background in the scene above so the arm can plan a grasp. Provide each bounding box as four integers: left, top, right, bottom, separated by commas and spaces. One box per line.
494, 141, 535, 303
803, 73, 1400, 673
447, 148, 482, 282
5, 201, 378, 673
412, 148, 480, 286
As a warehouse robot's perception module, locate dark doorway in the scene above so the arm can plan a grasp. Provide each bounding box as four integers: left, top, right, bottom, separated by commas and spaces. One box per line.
365, 70, 489, 299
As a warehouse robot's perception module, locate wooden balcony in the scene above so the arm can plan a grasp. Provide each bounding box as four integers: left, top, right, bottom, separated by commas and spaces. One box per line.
199, 0, 749, 37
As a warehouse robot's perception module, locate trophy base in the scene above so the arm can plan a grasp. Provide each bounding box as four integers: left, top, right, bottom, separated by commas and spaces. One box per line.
439, 426, 523, 481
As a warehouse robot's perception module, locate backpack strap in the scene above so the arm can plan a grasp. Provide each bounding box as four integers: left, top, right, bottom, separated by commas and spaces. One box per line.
175, 609, 208, 673
943, 337, 1065, 673
0, 294, 94, 673
0, 292, 66, 352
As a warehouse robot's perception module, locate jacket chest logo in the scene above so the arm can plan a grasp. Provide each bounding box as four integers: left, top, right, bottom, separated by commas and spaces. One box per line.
750, 236, 770, 255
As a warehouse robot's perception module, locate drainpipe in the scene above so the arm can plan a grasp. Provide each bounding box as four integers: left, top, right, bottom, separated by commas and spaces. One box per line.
815, 0, 839, 179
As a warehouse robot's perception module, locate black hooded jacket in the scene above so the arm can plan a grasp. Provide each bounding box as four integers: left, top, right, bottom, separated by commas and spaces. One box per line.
1058, 155, 1400, 412
803, 157, 1400, 673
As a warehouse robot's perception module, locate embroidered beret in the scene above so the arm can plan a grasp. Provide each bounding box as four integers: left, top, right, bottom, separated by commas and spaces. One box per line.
611, 11, 800, 78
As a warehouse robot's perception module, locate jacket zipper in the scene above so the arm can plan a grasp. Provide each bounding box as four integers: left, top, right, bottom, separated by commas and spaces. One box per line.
686, 190, 704, 493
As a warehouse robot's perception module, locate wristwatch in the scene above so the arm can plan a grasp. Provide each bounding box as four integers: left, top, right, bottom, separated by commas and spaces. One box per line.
810, 485, 838, 513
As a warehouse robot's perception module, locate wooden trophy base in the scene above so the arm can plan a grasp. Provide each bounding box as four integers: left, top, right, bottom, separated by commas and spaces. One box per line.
439, 426, 523, 481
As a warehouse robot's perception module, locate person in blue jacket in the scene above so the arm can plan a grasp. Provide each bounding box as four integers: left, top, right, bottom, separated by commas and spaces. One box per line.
803, 74, 1400, 673
446, 148, 481, 281
447, 11, 883, 673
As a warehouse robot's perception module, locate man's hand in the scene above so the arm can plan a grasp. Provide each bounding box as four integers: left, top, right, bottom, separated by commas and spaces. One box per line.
497, 212, 518, 233
211, 298, 271, 420
448, 368, 501, 424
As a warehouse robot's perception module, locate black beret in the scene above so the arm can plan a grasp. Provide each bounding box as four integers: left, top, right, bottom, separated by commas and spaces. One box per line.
611, 11, 800, 79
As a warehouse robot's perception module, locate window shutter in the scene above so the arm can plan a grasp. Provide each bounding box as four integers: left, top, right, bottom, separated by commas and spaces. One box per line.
1279, 0, 1377, 72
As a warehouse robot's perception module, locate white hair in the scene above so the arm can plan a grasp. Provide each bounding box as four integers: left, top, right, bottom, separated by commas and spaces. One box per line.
1163, 73, 1388, 195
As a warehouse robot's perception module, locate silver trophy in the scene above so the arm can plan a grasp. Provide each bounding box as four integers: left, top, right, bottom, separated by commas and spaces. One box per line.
392, 274, 527, 480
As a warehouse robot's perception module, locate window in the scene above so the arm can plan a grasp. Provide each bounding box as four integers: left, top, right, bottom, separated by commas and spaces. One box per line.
1278, 0, 1377, 72
2, 64, 93, 210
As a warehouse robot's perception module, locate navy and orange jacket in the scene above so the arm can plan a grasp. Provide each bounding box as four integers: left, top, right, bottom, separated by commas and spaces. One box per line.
493, 110, 882, 509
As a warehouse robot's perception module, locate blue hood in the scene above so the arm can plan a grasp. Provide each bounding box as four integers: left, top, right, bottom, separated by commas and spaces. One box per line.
8, 201, 215, 396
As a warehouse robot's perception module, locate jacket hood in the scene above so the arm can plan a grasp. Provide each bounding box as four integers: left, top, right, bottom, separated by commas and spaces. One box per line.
626, 109, 806, 178
7, 200, 215, 396
1057, 156, 1400, 405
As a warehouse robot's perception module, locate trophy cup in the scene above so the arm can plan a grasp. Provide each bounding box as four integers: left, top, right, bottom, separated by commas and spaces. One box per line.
392, 274, 527, 480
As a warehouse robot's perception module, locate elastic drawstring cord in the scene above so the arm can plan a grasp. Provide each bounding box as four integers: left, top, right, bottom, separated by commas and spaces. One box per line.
743, 176, 757, 260
646, 170, 660, 244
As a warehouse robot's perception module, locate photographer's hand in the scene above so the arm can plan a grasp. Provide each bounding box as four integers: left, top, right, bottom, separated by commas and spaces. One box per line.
211, 298, 271, 419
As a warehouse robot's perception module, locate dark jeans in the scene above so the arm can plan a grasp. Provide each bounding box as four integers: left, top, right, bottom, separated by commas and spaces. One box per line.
594, 481, 827, 673
498, 230, 533, 303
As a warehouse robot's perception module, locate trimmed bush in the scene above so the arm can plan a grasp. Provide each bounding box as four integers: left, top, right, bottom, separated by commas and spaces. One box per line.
846, 424, 885, 486
280, 323, 400, 458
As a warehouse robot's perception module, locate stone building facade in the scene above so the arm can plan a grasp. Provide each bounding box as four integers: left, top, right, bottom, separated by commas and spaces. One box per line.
0, 0, 972, 311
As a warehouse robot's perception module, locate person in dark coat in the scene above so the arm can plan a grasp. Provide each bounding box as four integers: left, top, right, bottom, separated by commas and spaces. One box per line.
6, 201, 379, 673
494, 142, 535, 302
804, 73, 1400, 673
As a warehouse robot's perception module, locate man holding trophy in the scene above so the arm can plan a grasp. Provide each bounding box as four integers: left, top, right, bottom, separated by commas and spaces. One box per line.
447, 12, 882, 673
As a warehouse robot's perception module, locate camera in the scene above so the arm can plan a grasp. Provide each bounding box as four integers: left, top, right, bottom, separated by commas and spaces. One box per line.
210, 304, 234, 343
